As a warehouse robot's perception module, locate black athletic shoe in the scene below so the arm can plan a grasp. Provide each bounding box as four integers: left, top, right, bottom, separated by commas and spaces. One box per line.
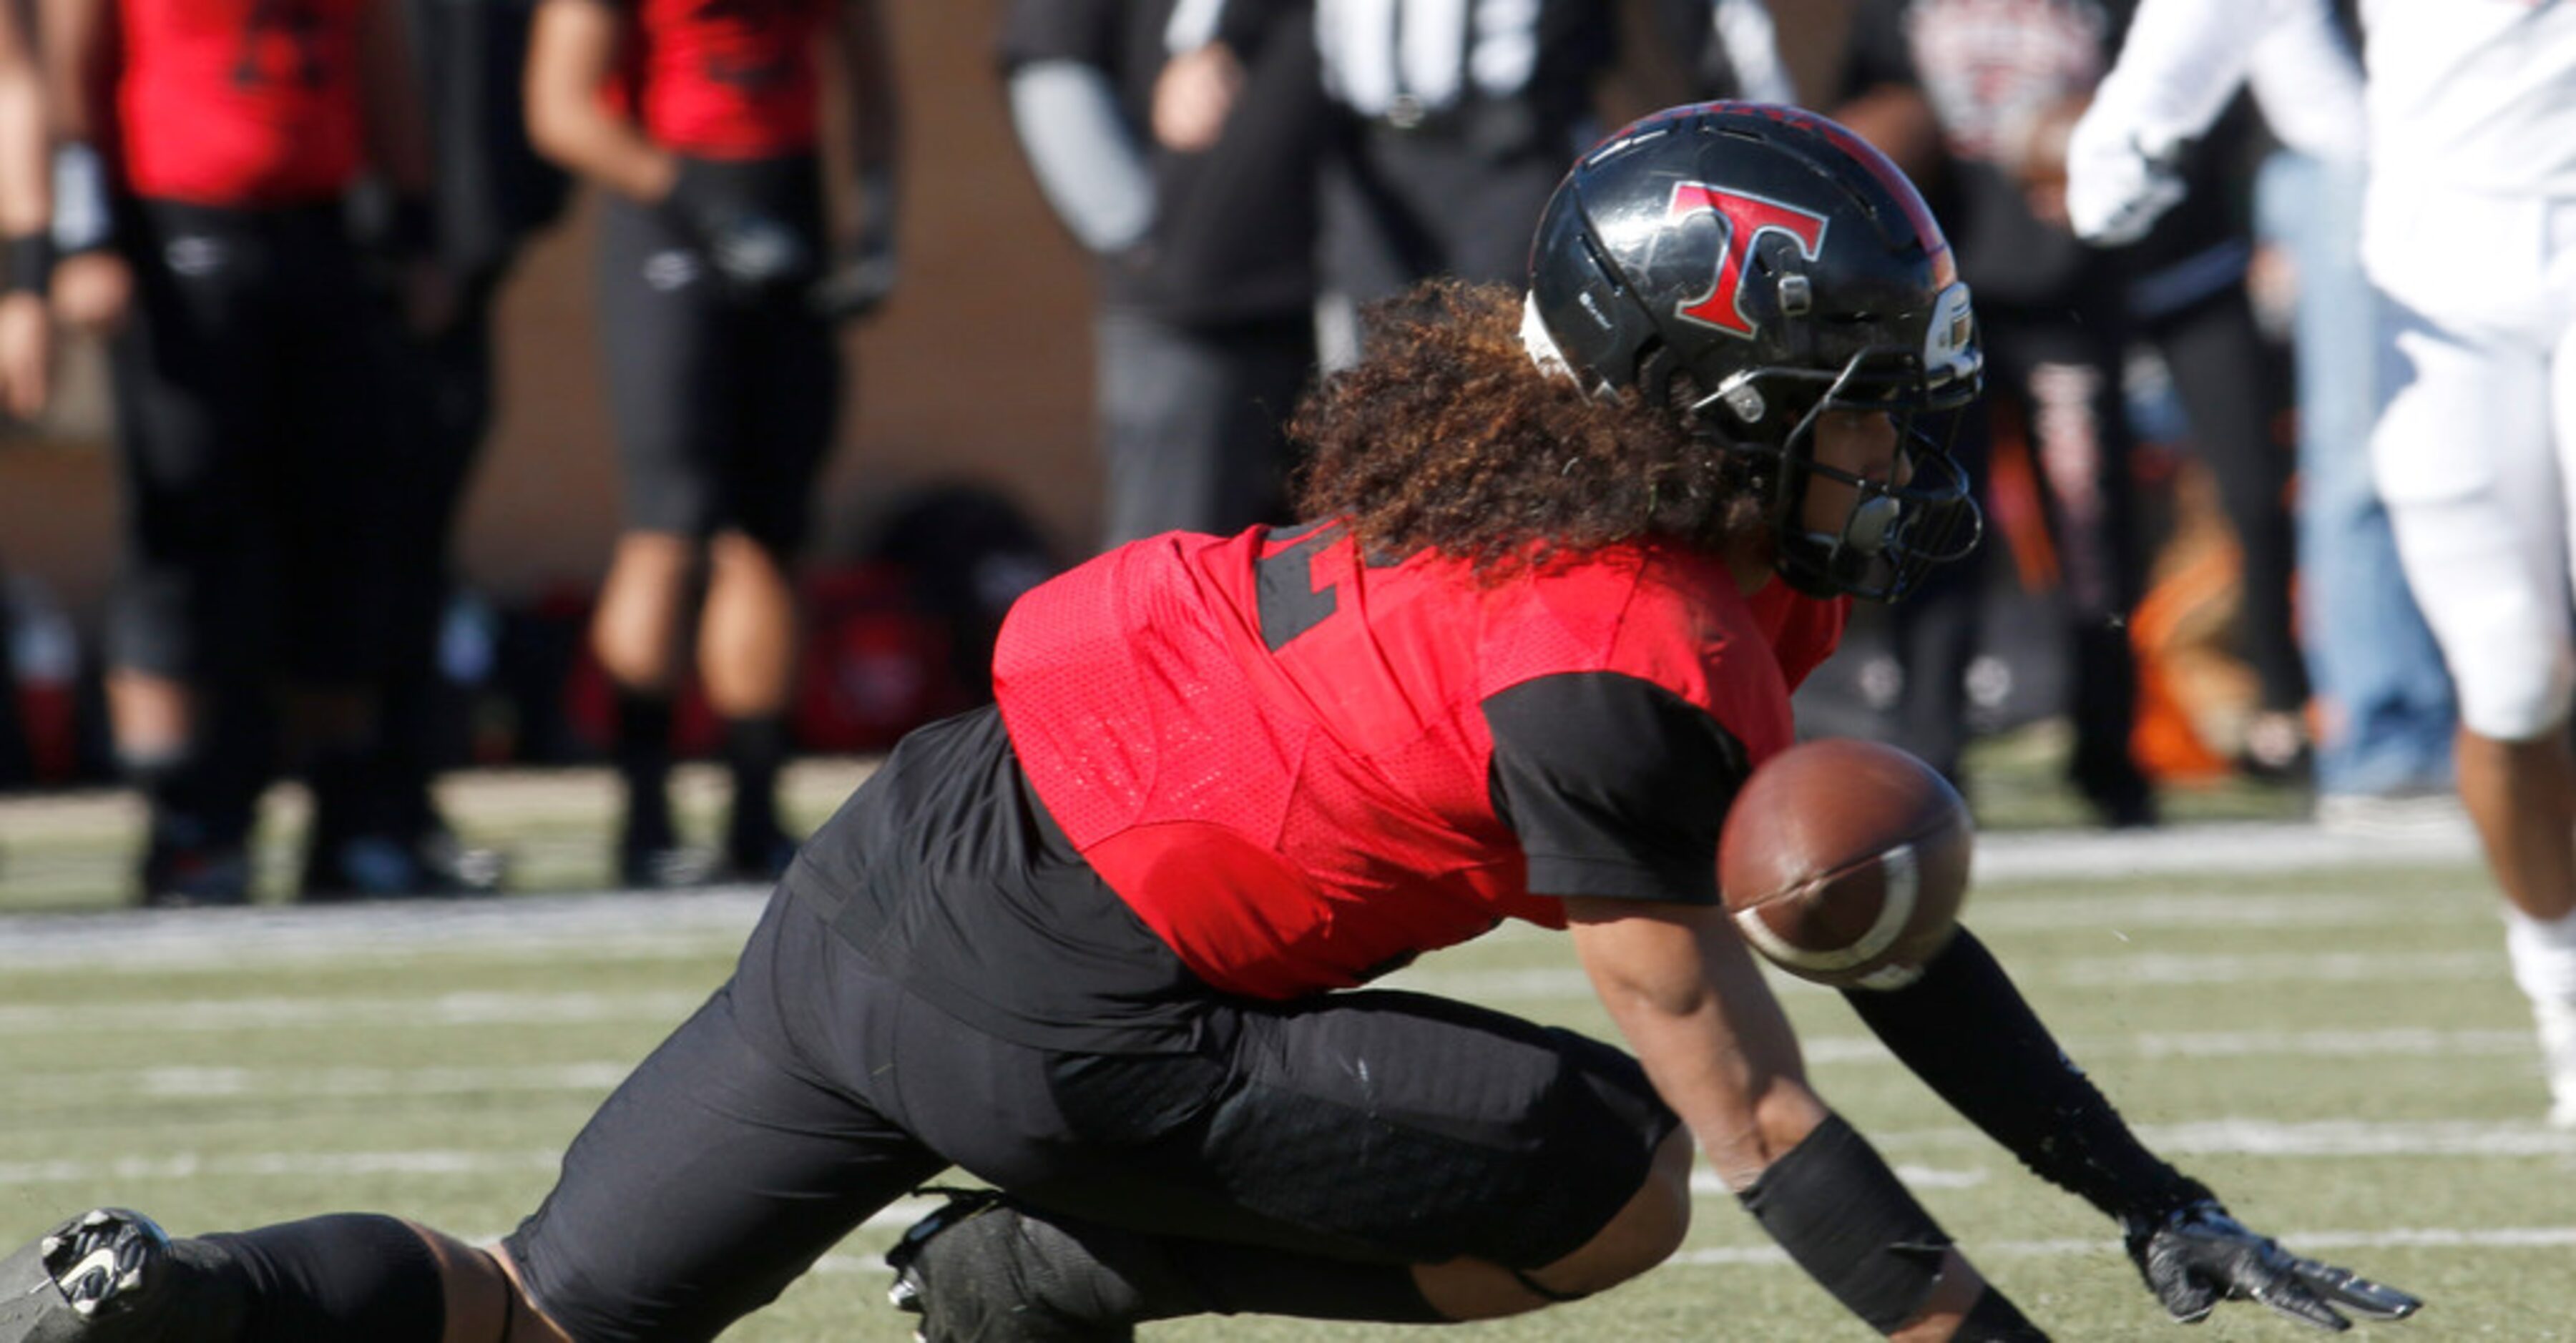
300, 830, 509, 902
886, 1191, 1133, 1343
0, 1209, 231, 1343
137, 842, 252, 909
617, 842, 719, 892
719, 825, 797, 885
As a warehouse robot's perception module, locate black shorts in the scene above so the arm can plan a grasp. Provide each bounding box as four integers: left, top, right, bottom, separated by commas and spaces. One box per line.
104, 199, 406, 684
594, 157, 839, 555
502, 888, 1677, 1343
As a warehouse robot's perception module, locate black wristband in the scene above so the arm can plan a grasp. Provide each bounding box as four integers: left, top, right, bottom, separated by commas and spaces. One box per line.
1739, 1113, 1954, 1332
3, 232, 51, 295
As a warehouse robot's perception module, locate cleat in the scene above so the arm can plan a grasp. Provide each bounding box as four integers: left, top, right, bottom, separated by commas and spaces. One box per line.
619, 843, 719, 892
0, 1209, 185, 1342
885, 1190, 1130, 1343
2533, 997, 2576, 1129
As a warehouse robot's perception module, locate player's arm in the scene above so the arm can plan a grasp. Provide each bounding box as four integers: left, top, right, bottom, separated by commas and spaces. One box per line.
999, 0, 1154, 256
37, 0, 124, 335
1826, 0, 1942, 185
1567, 900, 2024, 1339
0, 0, 52, 418
1841, 928, 2422, 1329
1490, 674, 2033, 1338
357, 0, 432, 197
523, 0, 673, 202
356, 0, 451, 333
808, 0, 898, 320
2062, 0, 2340, 244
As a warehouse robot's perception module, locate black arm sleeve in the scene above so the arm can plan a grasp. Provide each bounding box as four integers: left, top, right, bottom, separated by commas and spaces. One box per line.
1482, 672, 1752, 902
1840, 928, 2208, 1226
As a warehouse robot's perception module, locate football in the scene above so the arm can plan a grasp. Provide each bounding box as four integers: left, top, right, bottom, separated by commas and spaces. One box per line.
1717, 738, 1972, 990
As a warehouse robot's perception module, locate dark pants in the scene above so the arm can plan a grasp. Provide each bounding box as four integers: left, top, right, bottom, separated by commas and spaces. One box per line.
1322, 108, 1581, 308
2143, 285, 2308, 716
594, 162, 840, 556
1094, 308, 1313, 550
105, 200, 409, 840
503, 890, 1673, 1343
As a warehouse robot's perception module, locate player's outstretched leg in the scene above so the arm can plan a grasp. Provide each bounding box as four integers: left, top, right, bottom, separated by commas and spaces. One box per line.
0, 1209, 245, 1343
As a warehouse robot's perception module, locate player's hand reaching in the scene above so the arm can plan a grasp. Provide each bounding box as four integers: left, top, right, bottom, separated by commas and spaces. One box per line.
2123, 1198, 2421, 1331
809, 167, 897, 323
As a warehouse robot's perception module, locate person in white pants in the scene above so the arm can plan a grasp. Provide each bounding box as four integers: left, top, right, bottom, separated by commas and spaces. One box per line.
2070, 0, 2576, 1128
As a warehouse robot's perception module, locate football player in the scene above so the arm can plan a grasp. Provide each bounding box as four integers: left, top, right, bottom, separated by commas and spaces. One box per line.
0, 105, 2418, 1343
44, 0, 443, 905
0, 0, 45, 420
2068, 0, 2576, 1131
524, 0, 898, 887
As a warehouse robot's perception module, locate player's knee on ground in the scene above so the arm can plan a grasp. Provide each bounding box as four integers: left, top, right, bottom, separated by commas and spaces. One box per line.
1531, 1123, 1694, 1296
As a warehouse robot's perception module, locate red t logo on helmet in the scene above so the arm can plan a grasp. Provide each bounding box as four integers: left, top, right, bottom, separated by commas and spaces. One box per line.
1667, 183, 1830, 338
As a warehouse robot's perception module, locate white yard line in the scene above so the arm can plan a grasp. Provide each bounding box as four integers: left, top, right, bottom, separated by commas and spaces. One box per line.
1658, 1223, 2576, 1268
3, 1028, 2544, 1102
0, 990, 712, 1034
9, 1120, 2565, 1195
0, 820, 2489, 972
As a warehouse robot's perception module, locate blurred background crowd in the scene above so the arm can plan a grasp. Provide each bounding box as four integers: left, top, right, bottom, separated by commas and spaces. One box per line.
0, 0, 2452, 905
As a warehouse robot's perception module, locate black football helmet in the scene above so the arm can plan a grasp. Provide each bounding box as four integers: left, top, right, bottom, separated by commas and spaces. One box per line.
1524, 102, 1984, 601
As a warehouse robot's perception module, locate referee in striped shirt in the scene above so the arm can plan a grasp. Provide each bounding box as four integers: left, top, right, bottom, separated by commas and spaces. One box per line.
1291, 0, 1791, 364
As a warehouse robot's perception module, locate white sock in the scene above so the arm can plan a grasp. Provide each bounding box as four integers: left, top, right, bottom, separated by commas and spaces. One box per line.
2504, 905, 2576, 1002
2504, 908, 2576, 1122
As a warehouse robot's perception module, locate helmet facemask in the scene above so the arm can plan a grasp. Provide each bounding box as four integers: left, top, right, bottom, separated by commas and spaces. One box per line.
1681, 344, 1982, 603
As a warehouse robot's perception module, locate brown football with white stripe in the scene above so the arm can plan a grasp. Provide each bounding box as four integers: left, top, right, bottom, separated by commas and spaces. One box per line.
1717, 738, 1972, 990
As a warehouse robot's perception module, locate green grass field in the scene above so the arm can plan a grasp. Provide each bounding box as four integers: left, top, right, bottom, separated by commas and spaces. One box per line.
1, 745, 2567, 1340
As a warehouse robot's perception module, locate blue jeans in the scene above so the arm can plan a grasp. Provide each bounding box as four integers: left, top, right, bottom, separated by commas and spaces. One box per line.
2256, 152, 2457, 797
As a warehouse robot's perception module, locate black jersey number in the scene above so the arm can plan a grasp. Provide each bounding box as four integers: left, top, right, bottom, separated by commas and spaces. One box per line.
696, 0, 795, 93
1255, 523, 1342, 652
235, 0, 329, 91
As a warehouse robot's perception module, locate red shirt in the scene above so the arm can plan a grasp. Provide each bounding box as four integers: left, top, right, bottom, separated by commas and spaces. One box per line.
114, 0, 368, 207
996, 524, 1845, 1000
607, 0, 831, 159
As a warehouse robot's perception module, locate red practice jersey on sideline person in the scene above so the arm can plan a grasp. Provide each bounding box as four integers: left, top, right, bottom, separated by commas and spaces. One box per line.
605, 0, 831, 159
114, 0, 368, 206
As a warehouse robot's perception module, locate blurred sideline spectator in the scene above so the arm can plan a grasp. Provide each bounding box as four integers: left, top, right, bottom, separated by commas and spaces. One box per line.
1835, 0, 2158, 827
0, 0, 41, 877
300, 0, 575, 897
1836, 0, 2306, 827
1298, 0, 1784, 368
999, 0, 1327, 551
524, 0, 898, 888
0, 0, 45, 425
49, 0, 444, 905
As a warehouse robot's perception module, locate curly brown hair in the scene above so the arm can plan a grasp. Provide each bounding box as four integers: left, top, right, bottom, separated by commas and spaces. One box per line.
1288, 280, 1769, 579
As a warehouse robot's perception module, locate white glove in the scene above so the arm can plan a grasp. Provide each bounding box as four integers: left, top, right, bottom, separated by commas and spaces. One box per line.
2065, 112, 2188, 247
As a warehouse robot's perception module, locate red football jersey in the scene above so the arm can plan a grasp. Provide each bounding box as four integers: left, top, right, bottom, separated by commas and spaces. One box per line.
606, 0, 831, 159
115, 0, 368, 206
995, 524, 1846, 1000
